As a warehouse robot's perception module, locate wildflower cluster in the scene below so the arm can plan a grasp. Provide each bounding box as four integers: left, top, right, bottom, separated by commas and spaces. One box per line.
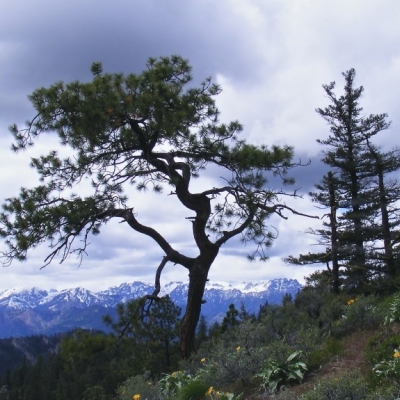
158, 370, 192, 395
205, 386, 242, 399
373, 347, 400, 378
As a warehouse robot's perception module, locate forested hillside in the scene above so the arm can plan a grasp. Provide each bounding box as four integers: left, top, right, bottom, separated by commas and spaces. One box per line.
2, 282, 400, 399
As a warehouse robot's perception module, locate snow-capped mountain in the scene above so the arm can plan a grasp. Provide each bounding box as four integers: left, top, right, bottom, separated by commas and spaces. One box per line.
0, 279, 301, 339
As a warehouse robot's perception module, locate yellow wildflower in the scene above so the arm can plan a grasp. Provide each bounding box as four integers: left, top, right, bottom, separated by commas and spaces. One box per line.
171, 372, 176, 377
236, 346, 241, 352
347, 299, 355, 305
394, 350, 400, 358
133, 395, 141, 400
201, 357, 206, 363
206, 386, 213, 395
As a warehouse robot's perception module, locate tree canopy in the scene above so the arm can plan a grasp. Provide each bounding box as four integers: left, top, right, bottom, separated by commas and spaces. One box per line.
0, 55, 306, 358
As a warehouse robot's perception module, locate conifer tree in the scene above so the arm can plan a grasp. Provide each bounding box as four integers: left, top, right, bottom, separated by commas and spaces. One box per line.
288, 68, 399, 291
0, 56, 307, 357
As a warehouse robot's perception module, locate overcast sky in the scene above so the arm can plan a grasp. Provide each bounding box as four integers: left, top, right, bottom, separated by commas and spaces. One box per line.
1, 0, 400, 292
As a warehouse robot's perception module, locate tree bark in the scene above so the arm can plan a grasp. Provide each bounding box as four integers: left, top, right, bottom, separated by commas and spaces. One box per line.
179, 251, 217, 359
376, 164, 396, 277
328, 172, 340, 293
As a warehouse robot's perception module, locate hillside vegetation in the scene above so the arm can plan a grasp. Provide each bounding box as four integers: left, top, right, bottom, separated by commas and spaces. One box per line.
2, 276, 400, 399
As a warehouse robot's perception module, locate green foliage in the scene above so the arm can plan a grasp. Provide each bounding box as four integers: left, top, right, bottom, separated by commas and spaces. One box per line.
196, 315, 209, 347
366, 331, 400, 366
383, 293, 400, 325
287, 68, 400, 292
336, 295, 382, 335
104, 296, 181, 374
81, 385, 107, 400
254, 350, 307, 393
297, 370, 368, 400
189, 319, 280, 388
306, 337, 344, 371
59, 329, 130, 397
117, 372, 164, 400
176, 379, 210, 400
8, 283, 400, 399
158, 370, 193, 397
204, 388, 243, 400
366, 332, 400, 379
1, 54, 296, 270
157, 371, 242, 400
221, 304, 240, 333
373, 350, 400, 379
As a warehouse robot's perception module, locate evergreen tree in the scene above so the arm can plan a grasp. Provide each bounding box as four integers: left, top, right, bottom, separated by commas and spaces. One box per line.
104, 296, 181, 373
195, 315, 208, 347
0, 55, 307, 358
362, 141, 400, 277
221, 304, 240, 333
316, 68, 385, 285
286, 171, 345, 293
288, 68, 399, 291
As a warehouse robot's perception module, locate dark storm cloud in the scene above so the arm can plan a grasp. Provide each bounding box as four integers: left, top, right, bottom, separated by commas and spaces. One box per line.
0, 0, 261, 95
289, 155, 330, 195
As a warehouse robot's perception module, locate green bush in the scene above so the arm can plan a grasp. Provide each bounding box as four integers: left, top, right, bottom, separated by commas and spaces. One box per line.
383, 293, 400, 325
298, 370, 368, 400
117, 372, 164, 400
366, 333, 400, 364
254, 350, 307, 394
82, 385, 107, 400
158, 370, 194, 398
306, 337, 344, 371
189, 321, 276, 387
176, 379, 209, 400
332, 295, 382, 337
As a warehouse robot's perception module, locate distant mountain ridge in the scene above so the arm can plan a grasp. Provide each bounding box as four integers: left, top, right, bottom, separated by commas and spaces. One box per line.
0, 279, 302, 338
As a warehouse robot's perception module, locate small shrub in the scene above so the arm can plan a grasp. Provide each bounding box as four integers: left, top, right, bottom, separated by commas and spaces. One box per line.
191, 321, 280, 387
82, 385, 107, 400
254, 350, 307, 393
384, 293, 400, 325
117, 372, 164, 400
366, 333, 400, 365
307, 337, 344, 371
373, 346, 400, 381
158, 370, 193, 397
205, 390, 243, 400
176, 379, 209, 400
332, 295, 381, 337
298, 370, 368, 400
365, 383, 400, 399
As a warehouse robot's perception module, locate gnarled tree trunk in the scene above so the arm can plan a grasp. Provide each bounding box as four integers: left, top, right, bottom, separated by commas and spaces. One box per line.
179, 251, 217, 359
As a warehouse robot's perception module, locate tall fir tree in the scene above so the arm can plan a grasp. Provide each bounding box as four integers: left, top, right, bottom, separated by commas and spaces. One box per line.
288, 68, 400, 291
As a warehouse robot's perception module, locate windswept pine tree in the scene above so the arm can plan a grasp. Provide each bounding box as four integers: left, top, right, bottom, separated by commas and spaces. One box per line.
0, 56, 308, 358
